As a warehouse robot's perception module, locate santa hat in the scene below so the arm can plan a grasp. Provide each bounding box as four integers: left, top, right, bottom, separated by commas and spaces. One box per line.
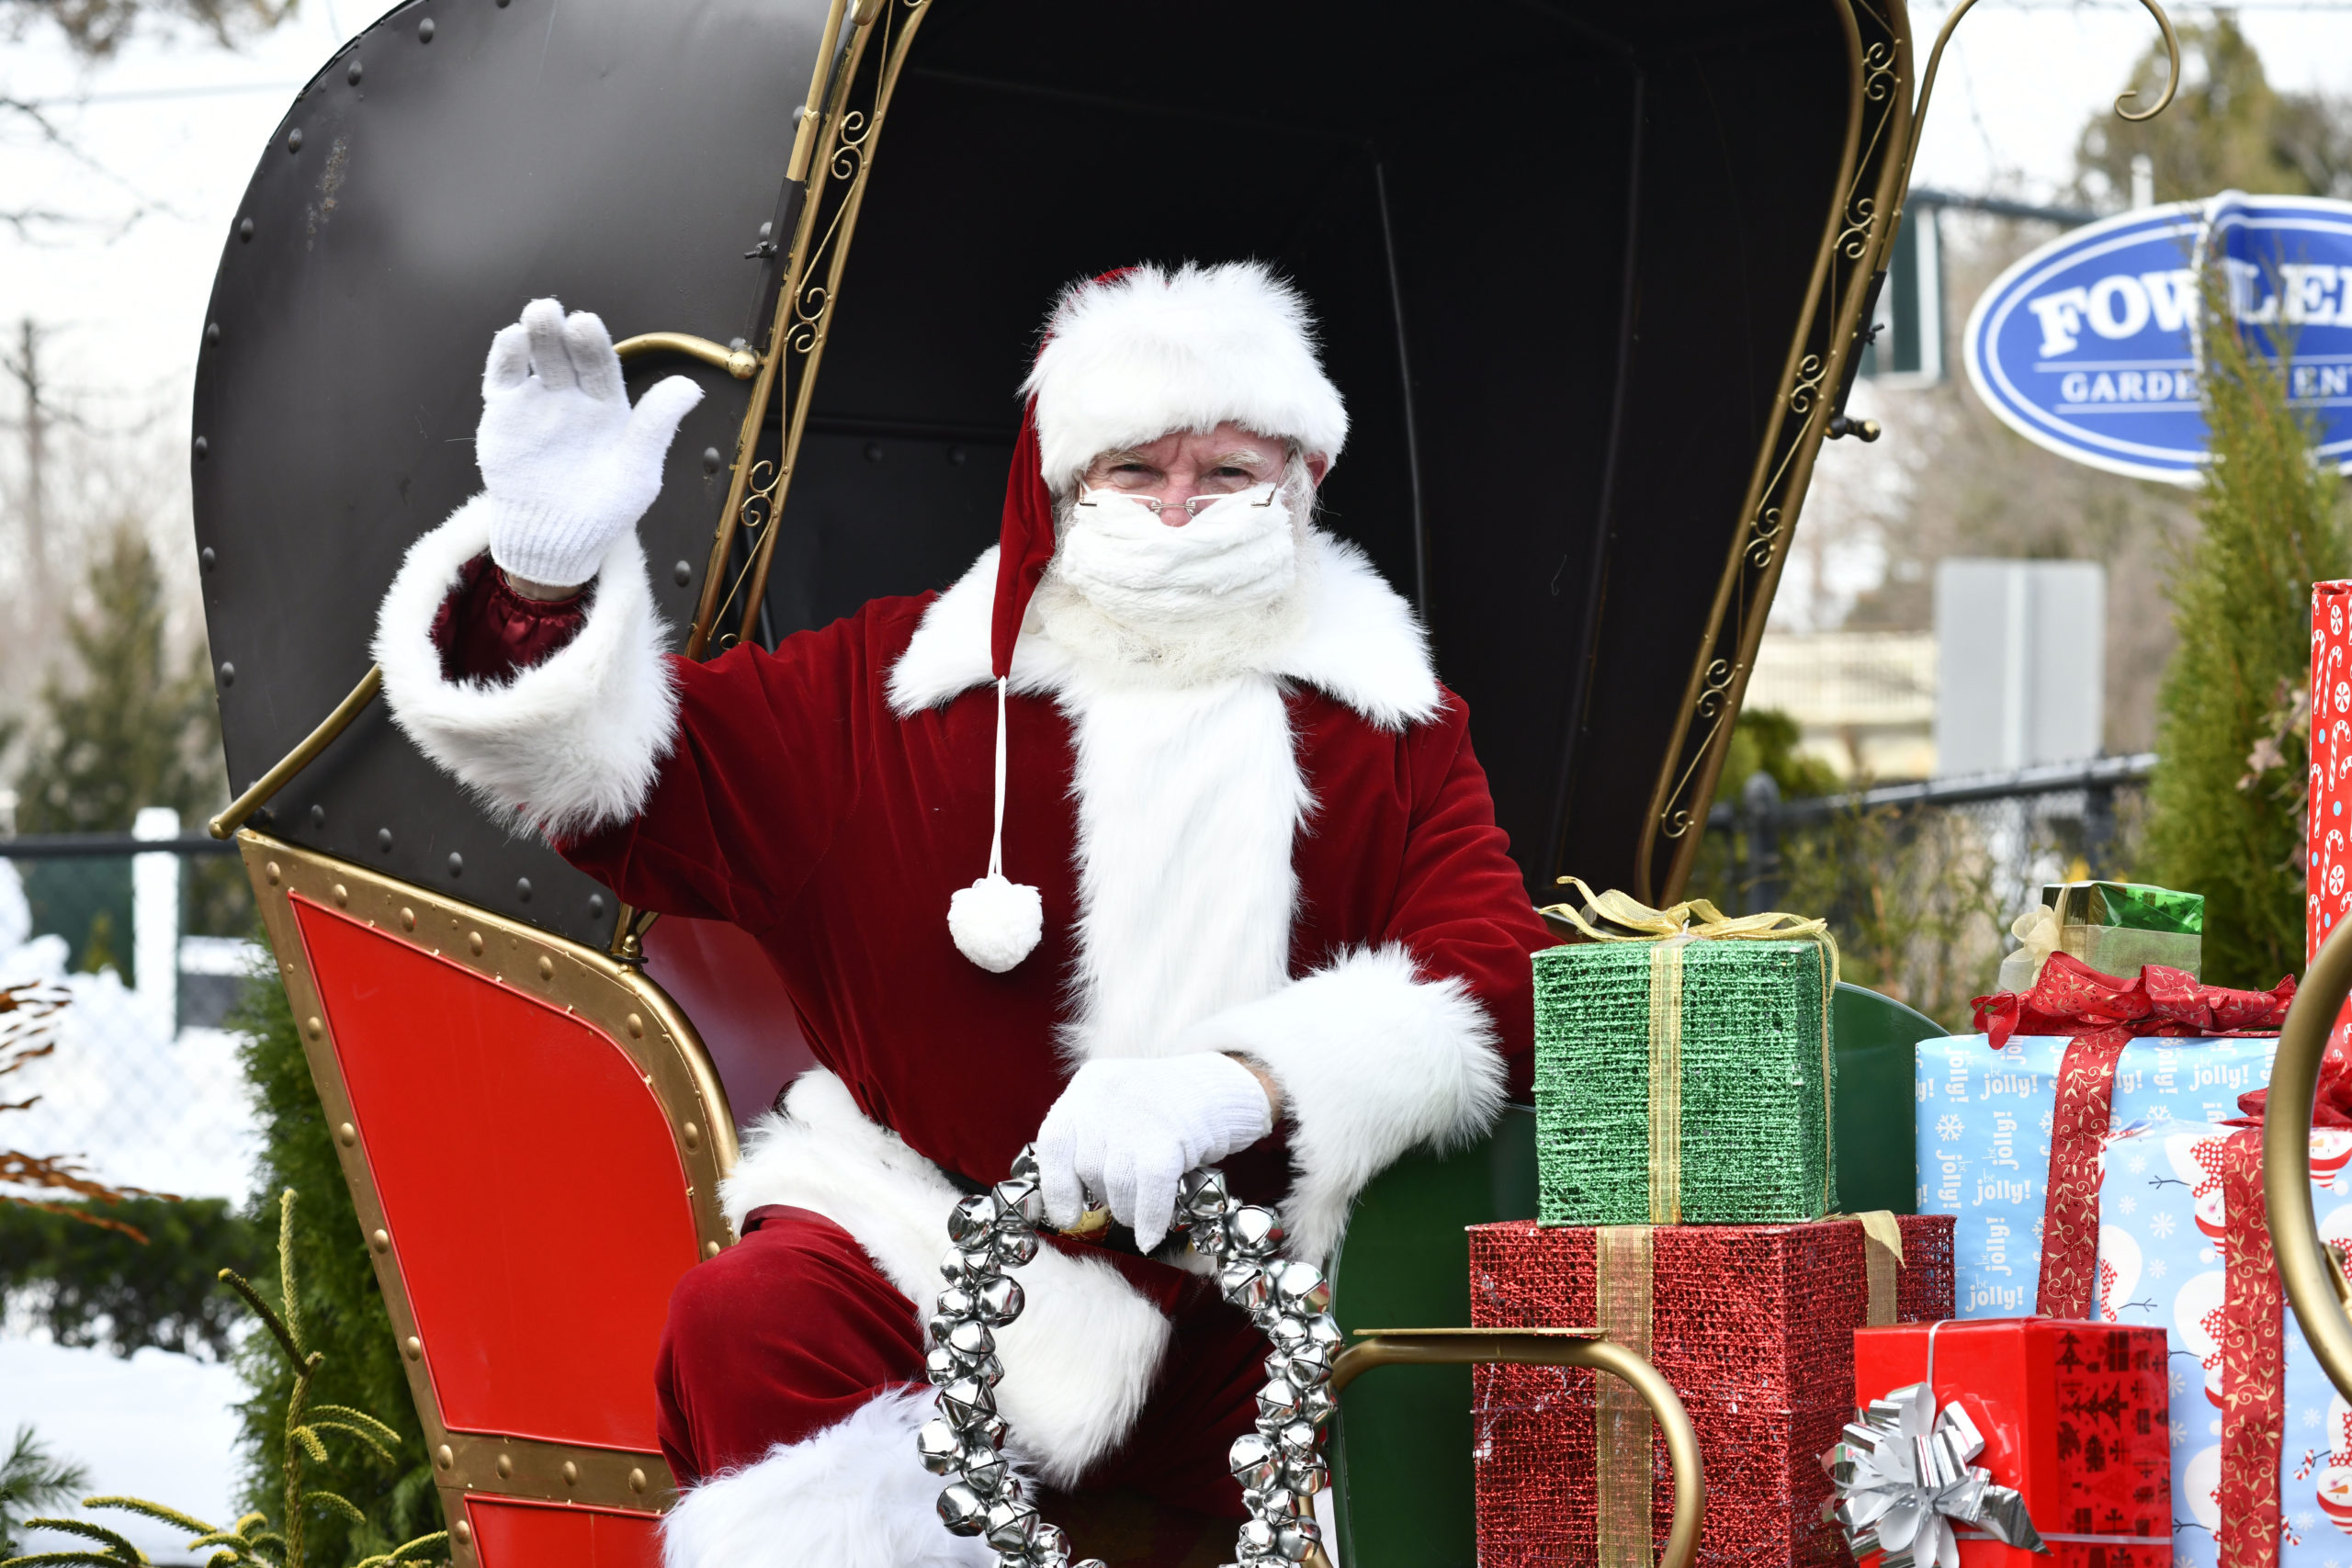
944, 263, 1351, 973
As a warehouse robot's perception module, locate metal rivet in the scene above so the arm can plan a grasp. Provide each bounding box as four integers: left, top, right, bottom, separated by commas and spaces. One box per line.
305, 1016, 322, 1039
701, 446, 722, 474
333, 884, 348, 908
265, 862, 281, 885
204, 321, 220, 344
418, 17, 434, 41
346, 58, 363, 85
193, 434, 209, 459
495, 1455, 513, 1479
673, 559, 694, 586
407, 1337, 424, 1361
218, 660, 233, 685
378, 827, 393, 851
948, 445, 967, 467
537, 955, 554, 981
864, 442, 884, 464
514, 876, 533, 903
627, 1013, 644, 1038
589, 894, 606, 919
370, 1228, 389, 1253
683, 1122, 701, 1151
453, 1520, 471, 1546
400, 907, 416, 931
447, 852, 463, 876
704, 1239, 721, 1258
200, 547, 217, 570
628, 1469, 646, 1494
286, 127, 302, 153
561, 1461, 579, 1486
468, 931, 483, 956
336, 1122, 356, 1146
435, 1442, 452, 1468
311, 804, 326, 828
238, 217, 254, 242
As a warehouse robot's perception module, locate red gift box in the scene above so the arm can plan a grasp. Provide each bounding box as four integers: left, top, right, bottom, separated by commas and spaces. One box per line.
2310, 581, 2352, 1055
1469, 1214, 1954, 1568
1850, 1319, 2169, 1568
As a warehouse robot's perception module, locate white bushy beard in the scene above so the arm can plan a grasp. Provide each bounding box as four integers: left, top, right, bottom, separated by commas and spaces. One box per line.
1029, 459, 1315, 686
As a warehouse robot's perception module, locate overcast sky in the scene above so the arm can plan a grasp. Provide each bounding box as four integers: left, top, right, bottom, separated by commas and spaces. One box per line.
4, 0, 2351, 505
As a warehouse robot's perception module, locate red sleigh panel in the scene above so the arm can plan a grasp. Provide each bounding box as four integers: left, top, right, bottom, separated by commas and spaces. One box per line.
245, 833, 739, 1568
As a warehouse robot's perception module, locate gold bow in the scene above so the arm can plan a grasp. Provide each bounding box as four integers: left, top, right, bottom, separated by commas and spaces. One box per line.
1539, 877, 1840, 1220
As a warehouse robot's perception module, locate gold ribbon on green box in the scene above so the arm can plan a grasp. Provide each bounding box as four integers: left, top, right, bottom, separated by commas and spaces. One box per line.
1541, 878, 1841, 1223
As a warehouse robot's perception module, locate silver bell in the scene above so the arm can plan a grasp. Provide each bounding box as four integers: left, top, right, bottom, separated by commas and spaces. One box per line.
938, 1376, 997, 1428
937, 1482, 989, 1535
916, 1417, 963, 1475
949, 1192, 1002, 1246
1225, 1206, 1284, 1258
1254, 1376, 1302, 1424
1009, 1147, 1042, 1183
976, 1274, 1026, 1325
1220, 1263, 1271, 1314
1271, 1261, 1330, 1314
983, 1497, 1041, 1551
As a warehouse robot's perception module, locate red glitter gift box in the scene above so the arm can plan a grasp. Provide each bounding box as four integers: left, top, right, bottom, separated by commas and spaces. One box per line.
1469, 1214, 1954, 1568
1851, 1319, 2169, 1568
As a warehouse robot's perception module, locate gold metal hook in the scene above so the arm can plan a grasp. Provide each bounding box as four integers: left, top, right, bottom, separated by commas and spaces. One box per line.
1897, 0, 2180, 222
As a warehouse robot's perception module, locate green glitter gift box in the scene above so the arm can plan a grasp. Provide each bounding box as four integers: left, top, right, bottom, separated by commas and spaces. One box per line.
1533, 884, 1838, 1227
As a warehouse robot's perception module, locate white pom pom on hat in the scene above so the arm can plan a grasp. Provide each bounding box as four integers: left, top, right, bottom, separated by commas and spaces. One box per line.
947, 262, 1348, 974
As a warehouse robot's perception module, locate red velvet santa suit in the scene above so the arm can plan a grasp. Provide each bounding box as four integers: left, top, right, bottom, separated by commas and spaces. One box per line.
372, 263, 1554, 1568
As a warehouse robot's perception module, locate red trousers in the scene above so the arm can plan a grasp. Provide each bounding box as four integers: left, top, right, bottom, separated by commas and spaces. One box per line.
654, 1206, 1268, 1519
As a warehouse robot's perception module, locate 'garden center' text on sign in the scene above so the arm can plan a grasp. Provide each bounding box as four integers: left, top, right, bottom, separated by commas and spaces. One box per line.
1964, 192, 2352, 484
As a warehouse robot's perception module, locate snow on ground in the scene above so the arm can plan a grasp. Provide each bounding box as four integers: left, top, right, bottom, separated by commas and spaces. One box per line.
0, 1337, 246, 1566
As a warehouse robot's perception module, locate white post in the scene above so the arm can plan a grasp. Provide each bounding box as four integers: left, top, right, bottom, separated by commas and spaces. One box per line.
132, 806, 180, 1030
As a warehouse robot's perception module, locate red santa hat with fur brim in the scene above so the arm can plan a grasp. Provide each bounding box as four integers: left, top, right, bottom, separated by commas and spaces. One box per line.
944, 261, 1351, 975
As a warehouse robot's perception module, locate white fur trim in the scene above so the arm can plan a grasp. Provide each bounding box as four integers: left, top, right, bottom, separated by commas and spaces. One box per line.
948, 874, 1044, 972
372, 497, 677, 838
1023, 263, 1350, 493
659, 1387, 998, 1568
1173, 945, 1508, 1265
721, 1071, 1173, 1488
1058, 671, 1306, 1062
887, 531, 1436, 728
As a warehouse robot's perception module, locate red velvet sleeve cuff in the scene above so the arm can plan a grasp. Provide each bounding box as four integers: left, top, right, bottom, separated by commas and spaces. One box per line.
428, 552, 594, 684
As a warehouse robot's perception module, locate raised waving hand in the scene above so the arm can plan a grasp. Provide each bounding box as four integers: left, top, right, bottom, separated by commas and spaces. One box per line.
476, 297, 703, 590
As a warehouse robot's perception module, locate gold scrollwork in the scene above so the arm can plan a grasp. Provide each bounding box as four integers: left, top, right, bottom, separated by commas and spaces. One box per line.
684, 0, 933, 660
1787, 354, 1827, 414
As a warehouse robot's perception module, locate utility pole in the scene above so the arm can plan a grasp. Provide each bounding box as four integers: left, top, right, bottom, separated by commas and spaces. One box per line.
3, 317, 55, 646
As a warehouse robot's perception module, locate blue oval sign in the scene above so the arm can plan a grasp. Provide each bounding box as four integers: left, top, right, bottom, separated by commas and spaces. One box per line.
1963, 193, 2352, 484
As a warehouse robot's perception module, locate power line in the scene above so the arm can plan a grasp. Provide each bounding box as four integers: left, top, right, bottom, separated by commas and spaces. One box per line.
11, 81, 299, 110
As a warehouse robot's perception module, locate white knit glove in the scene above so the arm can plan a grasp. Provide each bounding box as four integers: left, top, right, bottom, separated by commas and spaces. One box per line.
1035, 1054, 1276, 1252
476, 297, 704, 590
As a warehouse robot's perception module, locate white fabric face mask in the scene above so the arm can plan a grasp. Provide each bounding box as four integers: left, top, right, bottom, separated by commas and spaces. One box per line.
1054, 481, 1298, 628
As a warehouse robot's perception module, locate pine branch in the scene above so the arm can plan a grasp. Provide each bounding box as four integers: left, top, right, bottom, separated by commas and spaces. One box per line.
299, 1408, 401, 1450
0, 1552, 137, 1567
7, 1519, 138, 1562
80, 1498, 213, 1535
213, 1271, 300, 1366
297, 1422, 393, 1466
300, 1491, 365, 1527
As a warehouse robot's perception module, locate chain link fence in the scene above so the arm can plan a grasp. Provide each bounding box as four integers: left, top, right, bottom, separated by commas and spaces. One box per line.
0, 813, 263, 1205
1687, 754, 2157, 1031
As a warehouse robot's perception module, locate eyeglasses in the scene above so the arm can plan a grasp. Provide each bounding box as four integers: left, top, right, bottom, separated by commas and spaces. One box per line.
1075, 482, 1280, 521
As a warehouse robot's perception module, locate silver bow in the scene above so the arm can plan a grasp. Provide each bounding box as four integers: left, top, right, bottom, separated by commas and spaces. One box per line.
1822, 1382, 2048, 1568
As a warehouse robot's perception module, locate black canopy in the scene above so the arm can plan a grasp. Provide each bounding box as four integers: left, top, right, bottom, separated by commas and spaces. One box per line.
194, 0, 1906, 949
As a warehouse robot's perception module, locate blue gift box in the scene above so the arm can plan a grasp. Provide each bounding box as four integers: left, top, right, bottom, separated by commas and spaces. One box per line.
1914, 1032, 2278, 1318
2092, 1120, 2352, 1562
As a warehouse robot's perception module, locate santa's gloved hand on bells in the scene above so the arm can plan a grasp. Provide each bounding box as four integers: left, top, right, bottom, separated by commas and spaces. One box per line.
1034, 1054, 1280, 1251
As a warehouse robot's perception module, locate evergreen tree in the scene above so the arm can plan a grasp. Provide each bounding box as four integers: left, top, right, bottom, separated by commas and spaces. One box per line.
2144, 276, 2349, 987
232, 971, 435, 1565
14, 525, 220, 836
2075, 16, 2352, 207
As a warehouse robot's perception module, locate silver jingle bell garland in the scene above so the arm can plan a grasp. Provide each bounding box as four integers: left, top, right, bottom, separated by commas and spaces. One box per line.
918, 1150, 1342, 1568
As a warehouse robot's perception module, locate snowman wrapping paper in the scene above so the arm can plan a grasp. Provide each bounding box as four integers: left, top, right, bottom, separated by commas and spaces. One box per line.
2308, 581, 2352, 1059
2092, 1120, 2352, 1564
1917, 1032, 2278, 1317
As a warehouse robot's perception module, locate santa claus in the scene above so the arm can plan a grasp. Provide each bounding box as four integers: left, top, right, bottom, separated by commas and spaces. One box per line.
373, 262, 1552, 1566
